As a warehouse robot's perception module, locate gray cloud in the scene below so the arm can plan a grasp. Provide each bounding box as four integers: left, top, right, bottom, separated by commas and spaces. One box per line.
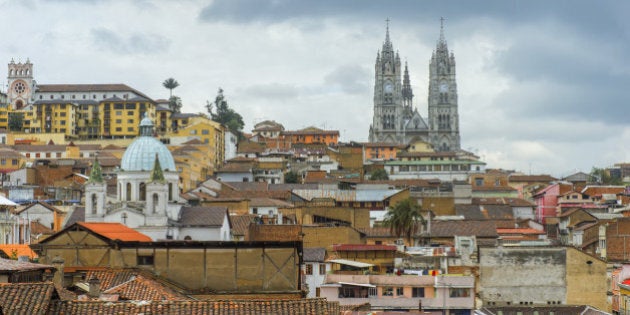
90, 28, 170, 55
323, 65, 371, 94
238, 83, 300, 101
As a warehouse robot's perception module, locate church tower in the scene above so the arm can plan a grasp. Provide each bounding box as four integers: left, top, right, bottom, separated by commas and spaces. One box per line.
84, 158, 107, 221
428, 19, 460, 151
369, 20, 404, 143
7, 58, 36, 109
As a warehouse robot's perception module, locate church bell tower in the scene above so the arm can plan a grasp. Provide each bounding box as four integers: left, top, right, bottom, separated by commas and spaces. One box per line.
428, 19, 460, 151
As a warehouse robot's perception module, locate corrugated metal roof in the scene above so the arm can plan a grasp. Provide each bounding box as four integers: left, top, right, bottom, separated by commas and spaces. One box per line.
292, 189, 402, 202
327, 259, 374, 268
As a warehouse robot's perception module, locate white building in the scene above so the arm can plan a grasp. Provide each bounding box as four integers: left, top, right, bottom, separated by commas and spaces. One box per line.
83, 116, 230, 241
302, 247, 330, 298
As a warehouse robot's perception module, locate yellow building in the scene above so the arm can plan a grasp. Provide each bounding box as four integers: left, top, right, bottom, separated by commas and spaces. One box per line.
171, 118, 225, 169
23, 101, 78, 138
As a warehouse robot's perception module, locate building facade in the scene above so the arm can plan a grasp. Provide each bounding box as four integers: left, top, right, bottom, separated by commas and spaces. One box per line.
369, 20, 460, 151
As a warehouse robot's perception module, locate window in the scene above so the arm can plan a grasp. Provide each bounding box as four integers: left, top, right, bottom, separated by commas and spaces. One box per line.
368, 287, 377, 297
252, 208, 258, 214
11, 159, 17, 166
137, 255, 154, 265
449, 288, 470, 298
396, 287, 404, 296
475, 178, 483, 186
0, 159, 5, 166
127, 111, 134, 115
305, 264, 313, 275
383, 287, 393, 296
116, 127, 122, 132
128, 119, 134, 123
202, 129, 209, 135
412, 287, 425, 297
319, 264, 326, 275
116, 111, 122, 116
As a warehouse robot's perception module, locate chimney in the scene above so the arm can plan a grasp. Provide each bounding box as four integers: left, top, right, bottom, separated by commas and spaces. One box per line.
51, 256, 64, 288
88, 276, 100, 298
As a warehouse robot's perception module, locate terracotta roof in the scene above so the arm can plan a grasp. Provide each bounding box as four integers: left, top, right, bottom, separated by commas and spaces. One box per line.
222, 181, 268, 191
237, 141, 265, 153
216, 162, 253, 173
333, 244, 397, 251
0, 282, 57, 315
497, 228, 546, 235
0, 244, 38, 259
178, 206, 228, 227
581, 185, 626, 197
303, 247, 326, 262
249, 198, 293, 208
423, 220, 498, 238
83, 269, 140, 291
229, 214, 257, 237
31, 221, 55, 235
269, 183, 319, 191
0, 257, 53, 271
103, 274, 188, 301
47, 298, 333, 314
456, 204, 514, 220
76, 222, 152, 242
471, 185, 517, 192
361, 142, 406, 148
283, 127, 339, 136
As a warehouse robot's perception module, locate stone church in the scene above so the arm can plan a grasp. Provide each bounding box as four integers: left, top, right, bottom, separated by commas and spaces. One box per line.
369, 21, 461, 152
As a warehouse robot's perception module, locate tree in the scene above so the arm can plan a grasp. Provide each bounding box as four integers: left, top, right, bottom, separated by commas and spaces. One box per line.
168, 95, 182, 113
369, 168, 389, 180
382, 198, 425, 246
8, 112, 23, 132
207, 88, 245, 139
162, 78, 179, 98
589, 167, 622, 185
285, 171, 299, 183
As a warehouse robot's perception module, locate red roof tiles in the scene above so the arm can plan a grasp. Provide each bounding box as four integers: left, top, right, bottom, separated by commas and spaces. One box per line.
333, 244, 397, 251
76, 222, 152, 242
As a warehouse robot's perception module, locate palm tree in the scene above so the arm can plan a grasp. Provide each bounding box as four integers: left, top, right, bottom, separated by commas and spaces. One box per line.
382, 198, 425, 246
162, 78, 180, 98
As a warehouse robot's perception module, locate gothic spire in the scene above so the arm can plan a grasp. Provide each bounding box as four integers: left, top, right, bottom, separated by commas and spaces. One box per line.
149, 154, 166, 183
402, 61, 413, 100
87, 157, 104, 184
436, 17, 449, 53
382, 18, 393, 53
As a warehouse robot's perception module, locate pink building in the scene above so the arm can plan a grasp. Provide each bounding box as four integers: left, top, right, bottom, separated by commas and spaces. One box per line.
532, 182, 573, 224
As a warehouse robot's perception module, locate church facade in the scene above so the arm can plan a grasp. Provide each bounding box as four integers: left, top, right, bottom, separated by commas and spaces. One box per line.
369, 21, 461, 152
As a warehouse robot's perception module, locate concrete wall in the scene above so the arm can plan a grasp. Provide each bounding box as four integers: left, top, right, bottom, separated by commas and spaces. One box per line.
479, 247, 566, 306
302, 226, 364, 250
565, 247, 607, 311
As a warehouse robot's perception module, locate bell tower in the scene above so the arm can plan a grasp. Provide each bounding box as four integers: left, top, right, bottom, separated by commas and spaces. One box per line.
369, 19, 404, 144
428, 19, 460, 151
7, 58, 35, 109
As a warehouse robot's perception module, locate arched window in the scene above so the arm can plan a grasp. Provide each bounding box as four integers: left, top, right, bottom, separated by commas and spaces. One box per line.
126, 183, 132, 201
168, 183, 173, 201
152, 193, 159, 213
139, 182, 146, 201
118, 183, 121, 199
91, 194, 97, 214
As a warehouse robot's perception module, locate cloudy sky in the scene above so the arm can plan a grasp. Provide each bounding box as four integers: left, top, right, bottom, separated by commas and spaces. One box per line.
1, 0, 628, 177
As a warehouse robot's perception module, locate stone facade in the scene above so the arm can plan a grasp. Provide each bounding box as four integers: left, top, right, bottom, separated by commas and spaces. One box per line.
369, 21, 460, 151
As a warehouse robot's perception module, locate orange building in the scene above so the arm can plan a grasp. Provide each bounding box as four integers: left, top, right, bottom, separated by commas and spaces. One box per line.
282, 127, 339, 146
362, 142, 405, 162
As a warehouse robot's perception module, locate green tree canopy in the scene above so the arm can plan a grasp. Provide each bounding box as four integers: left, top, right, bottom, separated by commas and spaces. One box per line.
589, 167, 622, 185
382, 198, 425, 246
369, 168, 389, 180
169, 95, 182, 113
285, 171, 299, 184
207, 88, 245, 139
8, 112, 23, 132
162, 77, 179, 97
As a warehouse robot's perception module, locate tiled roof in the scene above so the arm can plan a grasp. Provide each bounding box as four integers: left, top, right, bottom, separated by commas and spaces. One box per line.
0, 257, 52, 271
222, 181, 268, 191
0, 147, 23, 158
249, 198, 293, 208
357, 227, 395, 238
178, 206, 227, 227
31, 221, 55, 235
83, 269, 139, 291
478, 305, 608, 315
36, 84, 153, 101
237, 141, 265, 153
76, 222, 152, 242
361, 142, 406, 148
497, 228, 546, 235
103, 274, 188, 301
423, 220, 498, 238
269, 183, 319, 191
292, 189, 403, 202
229, 214, 257, 236
47, 298, 333, 314
471, 185, 517, 192
216, 162, 253, 173
0, 244, 38, 259
64, 207, 85, 228
12, 144, 67, 152
508, 174, 557, 182
460, 204, 514, 220
472, 197, 534, 207
333, 244, 397, 251
303, 247, 326, 262
17, 201, 60, 215
581, 185, 626, 197
283, 127, 339, 135
0, 282, 57, 315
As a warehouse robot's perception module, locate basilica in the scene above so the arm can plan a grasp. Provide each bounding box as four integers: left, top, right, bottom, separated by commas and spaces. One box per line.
369, 21, 460, 152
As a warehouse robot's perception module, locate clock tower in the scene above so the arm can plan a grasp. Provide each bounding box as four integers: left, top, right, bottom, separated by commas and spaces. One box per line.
7, 58, 35, 109
369, 20, 404, 143
427, 19, 460, 151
